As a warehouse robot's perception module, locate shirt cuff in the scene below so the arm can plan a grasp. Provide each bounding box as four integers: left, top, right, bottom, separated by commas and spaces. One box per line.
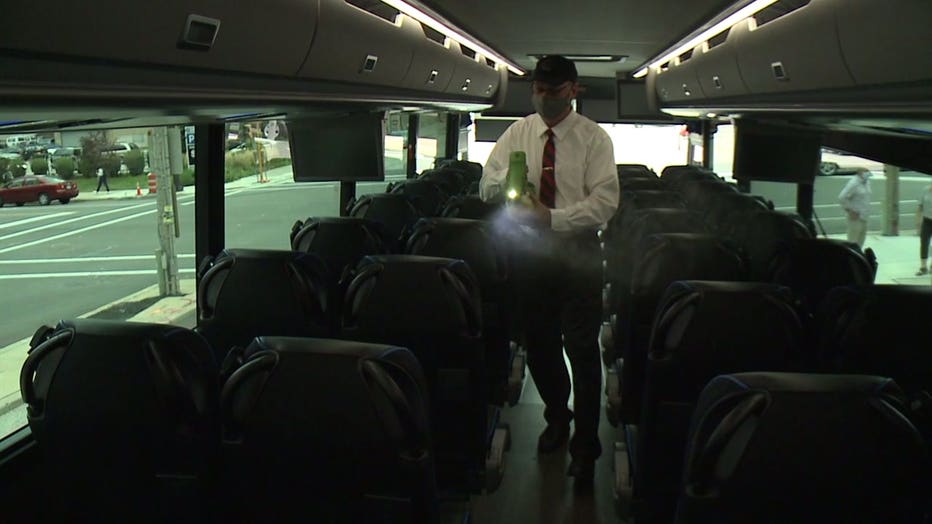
550, 208, 570, 232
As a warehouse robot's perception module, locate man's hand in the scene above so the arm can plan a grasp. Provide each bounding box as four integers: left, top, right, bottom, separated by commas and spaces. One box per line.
846, 209, 859, 221
506, 193, 552, 228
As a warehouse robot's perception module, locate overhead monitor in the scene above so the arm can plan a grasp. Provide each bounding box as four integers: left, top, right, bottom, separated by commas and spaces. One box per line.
289, 112, 385, 182
733, 120, 821, 183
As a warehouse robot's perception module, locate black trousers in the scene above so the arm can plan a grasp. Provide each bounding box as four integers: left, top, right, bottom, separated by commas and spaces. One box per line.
921, 217, 932, 260
513, 229, 603, 460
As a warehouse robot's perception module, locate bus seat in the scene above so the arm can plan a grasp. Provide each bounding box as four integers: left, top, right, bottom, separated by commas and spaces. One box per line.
291, 217, 388, 331
817, 285, 932, 438
349, 193, 423, 252
617, 163, 658, 179
341, 255, 502, 494
390, 178, 449, 217
196, 249, 330, 364
420, 167, 468, 196
702, 192, 770, 233
769, 238, 875, 318
603, 208, 706, 364
22, 319, 219, 523
436, 159, 482, 186
618, 177, 665, 192
615, 234, 746, 424
632, 281, 804, 523
406, 218, 522, 406
659, 165, 718, 189
604, 189, 686, 243
220, 337, 437, 524
725, 210, 812, 281
677, 178, 736, 209
676, 372, 928, 524
441, 194, 501, 220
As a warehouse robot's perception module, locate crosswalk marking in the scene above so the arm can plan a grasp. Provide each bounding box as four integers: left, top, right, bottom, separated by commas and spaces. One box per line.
0, 212, 73, 231
0, 268, 197, 280
0, 254, 195, 264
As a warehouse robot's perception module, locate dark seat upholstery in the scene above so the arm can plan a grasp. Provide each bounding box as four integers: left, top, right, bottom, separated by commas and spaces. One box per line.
604, 208, 706, 362
341, 255, 488, 492
770, 238, 875, 315
726, 210, 812, 281
290, 217, 387, 331
406, 218, 517, 405
619, 234, 746, 422
441, 194, 502, 220
659, 165, 718, 190
22, 319, 218, 523
390, 178, 449, 217
349, 193, 423, 251
604, 190, 686, 243
677, 372, 928, 524
619, 177, 665, 192
220, 337, 436, 524
617, 163, 657, 178
817, 285, 932, 436
702, 191, 769, 233
196, 249, 329, 363
436, 159, 482, 187
677, 179, 736, 209
421, 167, 468, 196
634, 281, 804, 523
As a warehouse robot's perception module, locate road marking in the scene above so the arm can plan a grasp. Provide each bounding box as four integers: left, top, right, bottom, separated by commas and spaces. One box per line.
0, 209, 155, 255
0, 196, 194, 243
0, 268, 197, 280
0, 212, 73, 231
0, 254, 196, 264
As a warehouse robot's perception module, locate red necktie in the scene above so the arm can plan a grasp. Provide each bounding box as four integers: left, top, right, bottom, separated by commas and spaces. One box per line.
540, 129, 556, 208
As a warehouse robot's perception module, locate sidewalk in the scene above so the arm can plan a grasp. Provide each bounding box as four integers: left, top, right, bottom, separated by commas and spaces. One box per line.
76, 164, 297, 202
826, 229, 931, 285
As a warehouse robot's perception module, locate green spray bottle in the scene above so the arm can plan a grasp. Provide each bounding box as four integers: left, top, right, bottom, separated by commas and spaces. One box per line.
505, 151, 528, 201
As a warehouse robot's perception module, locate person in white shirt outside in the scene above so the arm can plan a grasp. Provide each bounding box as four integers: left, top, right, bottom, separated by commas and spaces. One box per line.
838, 168, 872, 247
916, 184, 932, 276
479, 55, 619, 488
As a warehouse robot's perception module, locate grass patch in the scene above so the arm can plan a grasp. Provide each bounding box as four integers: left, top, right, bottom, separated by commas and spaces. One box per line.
74, 174, 152, 193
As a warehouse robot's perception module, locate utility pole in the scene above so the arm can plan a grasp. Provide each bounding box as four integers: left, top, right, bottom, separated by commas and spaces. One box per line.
149, 127, 181, 296
883, 164, 900, 236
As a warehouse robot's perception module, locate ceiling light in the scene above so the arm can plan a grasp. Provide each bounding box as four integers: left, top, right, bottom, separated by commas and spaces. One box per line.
529, 54, 628, 63
633, 0, 779, 78
382, 0, 524, 75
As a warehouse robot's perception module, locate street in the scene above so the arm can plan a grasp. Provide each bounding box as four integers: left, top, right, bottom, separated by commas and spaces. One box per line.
0, 177, 396, 349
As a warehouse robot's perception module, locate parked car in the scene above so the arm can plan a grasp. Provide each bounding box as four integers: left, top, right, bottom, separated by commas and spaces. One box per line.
819, 148, 884, 175
0, 175, 79, 206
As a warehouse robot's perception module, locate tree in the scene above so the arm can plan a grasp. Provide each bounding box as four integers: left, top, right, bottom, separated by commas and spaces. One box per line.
78, 131, 111, 178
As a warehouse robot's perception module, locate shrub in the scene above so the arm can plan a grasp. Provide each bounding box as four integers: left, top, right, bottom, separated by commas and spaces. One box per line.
11, 162, 26, 178
100, 154, 121, 177
180, 167, 195, 187
53, 158, 75, 179
30, 157, 50, 175
124, 150, 145, 176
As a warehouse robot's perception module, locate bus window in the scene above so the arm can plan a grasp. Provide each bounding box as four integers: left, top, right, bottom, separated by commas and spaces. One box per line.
416, 111, 448, 172
0, 127, 197, 441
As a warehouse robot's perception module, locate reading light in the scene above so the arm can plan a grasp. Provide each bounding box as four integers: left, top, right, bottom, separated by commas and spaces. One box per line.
633, 0, 779, 78
507, 189, 518, 200
382, 0, 524, 75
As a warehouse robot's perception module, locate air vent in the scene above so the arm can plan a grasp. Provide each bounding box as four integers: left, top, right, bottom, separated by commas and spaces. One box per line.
423, 25, 445, 45
344, 0, 399, 23
707, 31, 728, 50
461, 46, 477, 59
484, 57, 495, 68
678, 48, 694, 63
754, 0, 811, 27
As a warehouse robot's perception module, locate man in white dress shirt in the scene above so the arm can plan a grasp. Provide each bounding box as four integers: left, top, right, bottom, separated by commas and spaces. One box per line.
479, 55, 619, 487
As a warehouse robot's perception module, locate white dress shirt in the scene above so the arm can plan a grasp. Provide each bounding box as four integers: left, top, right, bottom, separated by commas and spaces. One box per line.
838, 172, 872, 220
479, 111, 619, 232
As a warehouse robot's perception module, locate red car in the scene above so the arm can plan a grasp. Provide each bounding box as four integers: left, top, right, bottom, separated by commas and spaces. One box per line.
0, 175, 79, 206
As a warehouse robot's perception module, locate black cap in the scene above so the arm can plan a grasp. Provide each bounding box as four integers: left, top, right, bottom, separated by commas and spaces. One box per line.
531, 55, 578, 86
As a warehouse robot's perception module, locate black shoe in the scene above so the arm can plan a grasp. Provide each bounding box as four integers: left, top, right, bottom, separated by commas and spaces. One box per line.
537, 419, 571, 453
567, 458, 595, 488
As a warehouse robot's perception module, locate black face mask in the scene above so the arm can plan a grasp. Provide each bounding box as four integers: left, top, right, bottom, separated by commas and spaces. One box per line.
532, 93, 571, 120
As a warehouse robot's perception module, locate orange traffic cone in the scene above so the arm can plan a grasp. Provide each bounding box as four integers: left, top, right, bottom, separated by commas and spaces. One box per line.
136, 183, 142, 197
